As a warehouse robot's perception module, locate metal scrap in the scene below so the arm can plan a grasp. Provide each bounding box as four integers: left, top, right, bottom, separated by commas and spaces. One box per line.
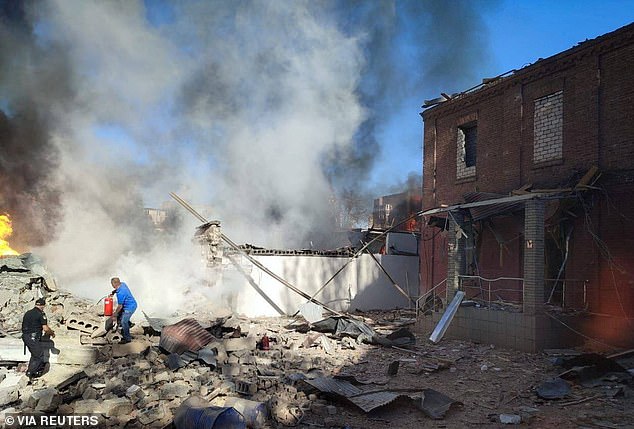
303, 377, 424, 414
159, 318, 216, 355
420, 388, 462, 419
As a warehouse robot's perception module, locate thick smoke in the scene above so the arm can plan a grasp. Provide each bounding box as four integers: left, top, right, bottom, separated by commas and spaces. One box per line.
0, 0, 493, 315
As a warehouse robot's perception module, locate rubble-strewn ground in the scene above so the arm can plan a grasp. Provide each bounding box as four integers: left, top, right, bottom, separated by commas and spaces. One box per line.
1, 255, 633, 428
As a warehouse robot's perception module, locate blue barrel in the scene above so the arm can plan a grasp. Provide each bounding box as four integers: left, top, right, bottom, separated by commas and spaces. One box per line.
174, 405, 246, 429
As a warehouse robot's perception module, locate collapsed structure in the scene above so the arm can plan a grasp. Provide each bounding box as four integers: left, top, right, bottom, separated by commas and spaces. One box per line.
418, 23, 634, 351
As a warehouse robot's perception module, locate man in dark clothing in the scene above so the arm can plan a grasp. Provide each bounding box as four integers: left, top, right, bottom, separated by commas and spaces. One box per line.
21, 298, 55, 378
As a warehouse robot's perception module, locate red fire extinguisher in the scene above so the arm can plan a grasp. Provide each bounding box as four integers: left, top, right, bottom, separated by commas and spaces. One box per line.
260, 333, 270, 351
104, 296, 113, 317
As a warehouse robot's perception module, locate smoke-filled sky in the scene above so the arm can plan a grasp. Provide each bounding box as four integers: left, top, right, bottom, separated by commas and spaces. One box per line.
1, 0, 633, 312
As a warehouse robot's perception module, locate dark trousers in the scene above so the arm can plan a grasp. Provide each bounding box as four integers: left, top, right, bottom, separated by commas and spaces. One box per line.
22, 333, 44, 376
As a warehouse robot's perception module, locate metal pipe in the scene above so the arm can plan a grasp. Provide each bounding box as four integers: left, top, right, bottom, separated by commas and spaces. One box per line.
169, 192, 344, 317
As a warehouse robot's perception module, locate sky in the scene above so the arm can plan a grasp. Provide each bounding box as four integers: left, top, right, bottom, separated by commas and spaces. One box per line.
373, 0, 634, 187
1, 0, 633, 312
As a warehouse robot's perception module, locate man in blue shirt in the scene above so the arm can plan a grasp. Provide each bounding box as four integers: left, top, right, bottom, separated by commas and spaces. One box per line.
109, 277, 138, 344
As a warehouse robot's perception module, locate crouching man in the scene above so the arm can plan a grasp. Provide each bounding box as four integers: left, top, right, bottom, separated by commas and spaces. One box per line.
110, 277, 138, 344
21, 298, 55, 378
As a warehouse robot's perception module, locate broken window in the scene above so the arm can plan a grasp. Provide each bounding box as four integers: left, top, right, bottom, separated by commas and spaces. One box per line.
461, 124, 477, 167
456, 122, 477, 179
533, 91, 563, 163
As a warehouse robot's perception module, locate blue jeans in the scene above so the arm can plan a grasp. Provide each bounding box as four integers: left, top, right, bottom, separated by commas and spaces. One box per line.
120, 310, 134, 341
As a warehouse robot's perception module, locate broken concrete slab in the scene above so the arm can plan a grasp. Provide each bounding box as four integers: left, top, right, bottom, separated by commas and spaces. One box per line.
0, 386, 18, 407
223, 337, 256, 352
159, 380, 191, 400
41, 366, 87, 390
72, 399, 105, 414
111, 338, 151, 357
27, 387, 61, 412
102, 397, 133, 418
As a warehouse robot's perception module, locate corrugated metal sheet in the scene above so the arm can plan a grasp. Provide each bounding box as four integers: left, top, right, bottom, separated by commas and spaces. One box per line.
159, 318, 215, 354
304, 377, 413, 413
348, 391, 402, 413
304, 377, 362, 397
463, 192, 525, 221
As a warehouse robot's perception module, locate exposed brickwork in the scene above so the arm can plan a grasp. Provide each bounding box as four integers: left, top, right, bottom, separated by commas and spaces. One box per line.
523, 199, 545, 315
456, 127, 476, 179
533, 91, 563, 163
446, 213, 466, 299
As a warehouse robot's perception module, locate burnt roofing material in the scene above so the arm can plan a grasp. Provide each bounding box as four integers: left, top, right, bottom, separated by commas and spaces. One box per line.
159, 318, 215, 355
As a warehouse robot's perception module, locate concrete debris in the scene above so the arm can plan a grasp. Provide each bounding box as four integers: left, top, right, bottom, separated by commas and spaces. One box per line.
26, 387, 60, 412
2, 255, 633, 427
0, 386, 18, 407
499, 413, 522, 424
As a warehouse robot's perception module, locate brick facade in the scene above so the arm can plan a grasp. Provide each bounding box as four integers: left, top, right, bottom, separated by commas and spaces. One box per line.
419, 23, 634, 349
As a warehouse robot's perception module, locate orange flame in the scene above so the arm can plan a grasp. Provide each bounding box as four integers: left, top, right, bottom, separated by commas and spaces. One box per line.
0, 214, 20, 256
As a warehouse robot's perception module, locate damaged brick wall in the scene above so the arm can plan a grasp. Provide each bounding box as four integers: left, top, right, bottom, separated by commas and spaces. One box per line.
420, 23, 634, 348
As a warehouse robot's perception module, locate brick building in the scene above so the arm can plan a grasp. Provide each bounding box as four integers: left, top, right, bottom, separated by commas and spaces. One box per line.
372, 188, 422, 232
418, 23, 634, 351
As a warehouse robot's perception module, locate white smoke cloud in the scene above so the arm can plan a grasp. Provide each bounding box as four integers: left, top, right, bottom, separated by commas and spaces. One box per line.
23, 0, 367, 314
0, 0, 495, 315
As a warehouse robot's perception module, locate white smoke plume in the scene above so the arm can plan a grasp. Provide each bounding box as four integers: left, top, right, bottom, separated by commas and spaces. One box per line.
0, 0, 493, 315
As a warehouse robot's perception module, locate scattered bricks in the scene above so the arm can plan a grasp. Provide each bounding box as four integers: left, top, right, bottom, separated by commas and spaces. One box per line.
138, 372, 155, 385
199, 385, 210, 397
111, 339, 151, 358
181, 368, 200, 381
207, 341, 228, 363
137, 403, 166, 425
153, 371, 171, 384
222, 364, 241, 378
102, 397, 133, 418
326, 405, 337, 415
73, 399, 104, 414
137, 361, 151, 370
82, 387, 98, 400
57, 404, 74, 414
27, 388, 61, 413
300, 358, 313, 371
341, 337, 356, 350
255, 356, 274, 366
136, 391, 159, 409
235, 380, 257, 395
103, 378, 124, 396
125, 385, 146, 404
228, 354, 240, 364
146, 349, 160, 363
158, 381, 191, 400
122, 368, 142, 385
0, 386, 18, 407
223, 337, 256, 352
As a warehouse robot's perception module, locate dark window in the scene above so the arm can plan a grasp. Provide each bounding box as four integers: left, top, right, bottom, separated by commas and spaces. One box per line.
461, 124, 477, 167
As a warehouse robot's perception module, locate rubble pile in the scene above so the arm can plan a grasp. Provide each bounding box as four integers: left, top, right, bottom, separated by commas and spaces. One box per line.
1, 254, 633, 428
0, 254, 100, 336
